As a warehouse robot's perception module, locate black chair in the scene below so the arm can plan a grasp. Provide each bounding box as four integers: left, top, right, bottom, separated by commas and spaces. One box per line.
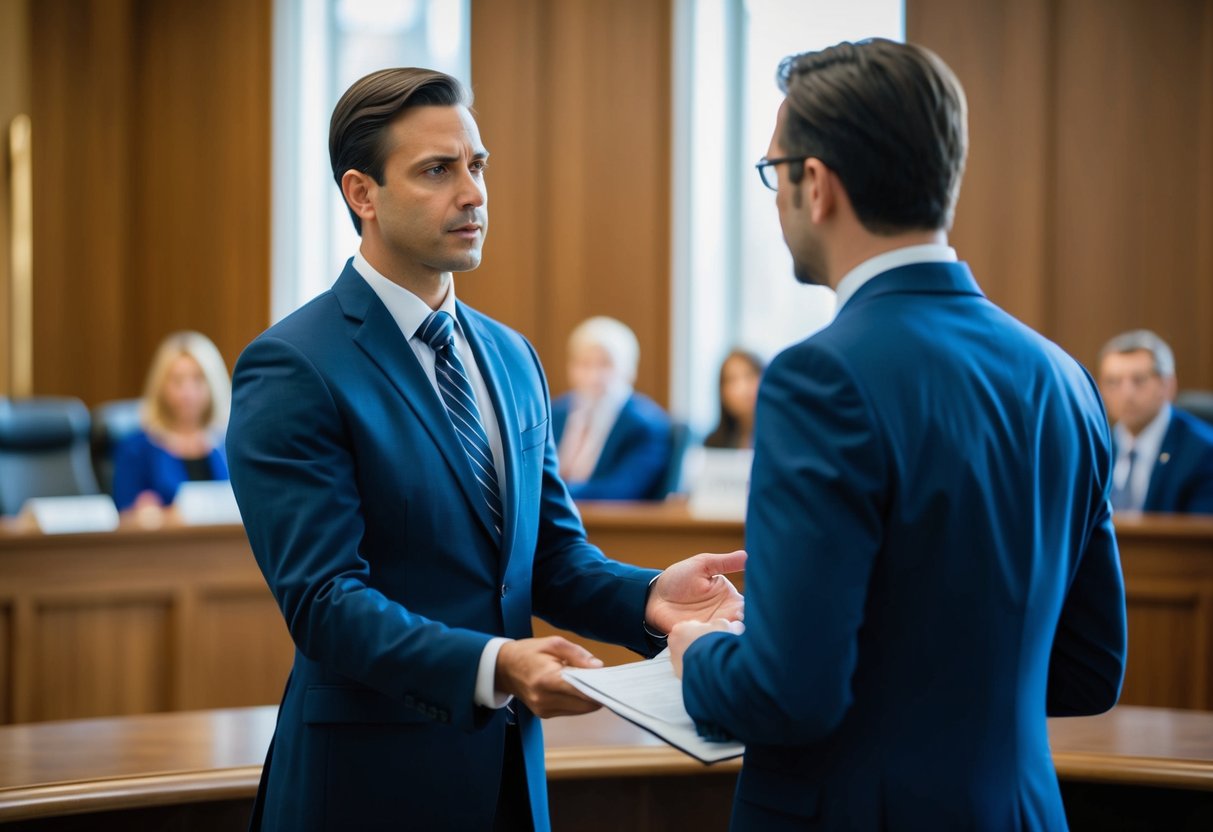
1176, 390, 1213, 428
655, 421, 693, 499
0, 396, 101, 516
91, 398, 143, 496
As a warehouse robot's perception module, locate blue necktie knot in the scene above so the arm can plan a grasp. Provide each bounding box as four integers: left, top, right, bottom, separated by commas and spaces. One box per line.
418, 310, 456, 352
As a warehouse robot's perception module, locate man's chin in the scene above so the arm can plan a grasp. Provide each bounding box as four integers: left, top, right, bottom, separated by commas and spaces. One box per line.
792, 259, 828, 287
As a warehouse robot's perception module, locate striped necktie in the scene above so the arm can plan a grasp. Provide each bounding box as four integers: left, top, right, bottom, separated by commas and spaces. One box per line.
417, 311, 503, 542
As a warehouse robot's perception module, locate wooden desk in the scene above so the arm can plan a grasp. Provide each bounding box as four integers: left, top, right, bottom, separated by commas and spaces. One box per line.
2, 507, 1213, 725
0, 706, 1210, 830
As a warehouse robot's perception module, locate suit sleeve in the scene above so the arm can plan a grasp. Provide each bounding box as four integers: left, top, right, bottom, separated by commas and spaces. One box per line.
226, 336, 490, 730
682, 344, 888, 745
520, 343, 661, 655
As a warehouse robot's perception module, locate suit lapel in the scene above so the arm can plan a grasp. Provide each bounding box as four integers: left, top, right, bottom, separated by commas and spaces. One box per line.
459, 305, 521, 570
1143, 415, 1180, 510
333, 266, 500, 546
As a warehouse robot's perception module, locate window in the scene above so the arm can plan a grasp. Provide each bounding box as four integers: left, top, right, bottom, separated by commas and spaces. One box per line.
272, 0, 471, 321
671, 0, 904, 435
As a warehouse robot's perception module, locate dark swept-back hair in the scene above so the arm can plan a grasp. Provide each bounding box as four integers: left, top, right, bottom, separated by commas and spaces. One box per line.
329, 68, 470, 234
777, 38, 968, 235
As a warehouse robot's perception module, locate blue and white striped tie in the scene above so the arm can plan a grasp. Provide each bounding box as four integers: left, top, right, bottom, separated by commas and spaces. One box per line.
417, 311, 503, 541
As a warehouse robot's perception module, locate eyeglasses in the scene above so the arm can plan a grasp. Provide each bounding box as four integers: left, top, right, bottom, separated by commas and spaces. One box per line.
755, 155, 808, 191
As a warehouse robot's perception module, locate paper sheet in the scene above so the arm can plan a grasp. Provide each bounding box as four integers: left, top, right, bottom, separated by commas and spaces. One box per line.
562, 651, 745, 764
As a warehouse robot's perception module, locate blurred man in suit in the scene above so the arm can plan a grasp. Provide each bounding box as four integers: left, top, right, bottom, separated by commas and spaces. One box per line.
552, 316, 672, 501
227, 68, 744, 831
669, 39, 1127, 831
1098, 329, 1213, 514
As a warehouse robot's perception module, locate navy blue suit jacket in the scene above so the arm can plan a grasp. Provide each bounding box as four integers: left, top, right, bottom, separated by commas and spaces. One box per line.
1140, 407, 1213, 514
681, 262, 1127, 831
551, 392, 672, 500
112, 429, 228, 510
226, 262, 660, 831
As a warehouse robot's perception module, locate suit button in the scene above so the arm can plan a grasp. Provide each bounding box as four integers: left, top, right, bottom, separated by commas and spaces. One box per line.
500, 584, 509, 598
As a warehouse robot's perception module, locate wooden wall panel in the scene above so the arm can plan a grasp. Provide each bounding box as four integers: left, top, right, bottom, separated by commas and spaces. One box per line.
185, 590, 292, 710
908, 0, 1213, 385
468, 0, 672, 404
1121, 586, 1208, 709
31, 596, 172, 722
26, 0, 270, 406
0, 0, 32, 397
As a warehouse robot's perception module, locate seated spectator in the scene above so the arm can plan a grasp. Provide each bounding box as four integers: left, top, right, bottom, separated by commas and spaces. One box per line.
553, 317, 671, 500
113, 331, 231, 511
1098, 329, 1213, 514
704, 348, 766, 450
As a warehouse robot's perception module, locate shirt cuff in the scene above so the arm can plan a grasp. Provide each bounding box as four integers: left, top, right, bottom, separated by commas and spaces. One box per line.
643, 573, 668, 641
475, 636, 515, 709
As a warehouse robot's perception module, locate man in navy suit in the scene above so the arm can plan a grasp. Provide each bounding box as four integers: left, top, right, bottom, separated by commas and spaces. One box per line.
226, 68, 744, 831
1098, 329, 1213, 514
551, 316, 672, 501
669, 39, 1127, 830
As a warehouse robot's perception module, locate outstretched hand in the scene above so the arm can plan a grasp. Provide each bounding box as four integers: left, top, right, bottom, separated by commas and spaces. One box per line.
494, 636, 604, 718
645, 550, 747, 636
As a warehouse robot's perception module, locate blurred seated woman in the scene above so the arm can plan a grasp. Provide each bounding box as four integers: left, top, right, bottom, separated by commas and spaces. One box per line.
704, 348, 765, 450
113, 331, 231, 511
552, 317, 672, 500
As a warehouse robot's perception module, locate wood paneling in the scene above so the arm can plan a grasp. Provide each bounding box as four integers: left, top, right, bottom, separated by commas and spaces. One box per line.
0, 0, 32, 397
468, 0, 672, 405
26, 0, 270, 406
908, 0, 1213, 384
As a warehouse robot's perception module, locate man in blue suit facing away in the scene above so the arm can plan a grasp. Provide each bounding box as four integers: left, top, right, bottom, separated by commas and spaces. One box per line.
1098, 329, 1213, 515
669, 39, 1127, 830
226, 68, 745, 831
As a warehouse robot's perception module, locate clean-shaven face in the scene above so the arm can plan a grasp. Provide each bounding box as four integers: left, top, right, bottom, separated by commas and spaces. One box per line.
1098, 350, 1173, 435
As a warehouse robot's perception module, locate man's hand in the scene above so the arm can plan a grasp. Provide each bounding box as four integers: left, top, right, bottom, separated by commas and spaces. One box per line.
669, 618, 744, 678
494, 637, 604, 718
645, 550, 747, 635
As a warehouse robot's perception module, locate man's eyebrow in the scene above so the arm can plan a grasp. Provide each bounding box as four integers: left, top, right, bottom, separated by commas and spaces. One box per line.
414, 150, 491, 167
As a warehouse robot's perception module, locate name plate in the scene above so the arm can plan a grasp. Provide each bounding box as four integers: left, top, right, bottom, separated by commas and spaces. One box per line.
174, 480, 242, 525
23, 495, 120, 534
684, 447, 753, 521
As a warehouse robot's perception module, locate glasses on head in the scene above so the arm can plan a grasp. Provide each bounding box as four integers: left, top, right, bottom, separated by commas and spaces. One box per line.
755, 155, 808, 191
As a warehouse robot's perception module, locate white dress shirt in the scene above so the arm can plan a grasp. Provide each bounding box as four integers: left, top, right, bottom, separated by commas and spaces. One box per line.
833, 244, 959, 313
1113, 404, 1171, 512
352, 253, 512, 711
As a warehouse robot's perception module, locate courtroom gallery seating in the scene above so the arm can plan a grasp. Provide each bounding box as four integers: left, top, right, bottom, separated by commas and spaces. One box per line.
0, 396, 100, 515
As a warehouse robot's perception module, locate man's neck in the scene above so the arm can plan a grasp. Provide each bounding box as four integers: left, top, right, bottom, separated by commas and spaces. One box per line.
359, 242, 451, 310
826, 228, 947, 290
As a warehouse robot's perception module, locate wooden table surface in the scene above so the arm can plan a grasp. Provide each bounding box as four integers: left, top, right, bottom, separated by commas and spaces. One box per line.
1, 704, 1211, 821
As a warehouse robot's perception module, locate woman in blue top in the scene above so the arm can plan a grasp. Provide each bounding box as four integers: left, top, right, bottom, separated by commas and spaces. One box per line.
113, 331, 231, 511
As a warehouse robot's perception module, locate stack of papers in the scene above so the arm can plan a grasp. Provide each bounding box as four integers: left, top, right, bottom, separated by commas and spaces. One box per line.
562, 651, 744, 764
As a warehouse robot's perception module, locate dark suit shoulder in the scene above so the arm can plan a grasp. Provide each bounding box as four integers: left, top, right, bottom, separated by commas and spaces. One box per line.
621, 392, 671, 427
1171, 407, 1213, 449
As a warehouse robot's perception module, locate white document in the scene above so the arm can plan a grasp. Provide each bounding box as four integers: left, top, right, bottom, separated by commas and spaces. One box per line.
174, 480, 242, 525
562, 650, 744, 764
23, 495, 120, 534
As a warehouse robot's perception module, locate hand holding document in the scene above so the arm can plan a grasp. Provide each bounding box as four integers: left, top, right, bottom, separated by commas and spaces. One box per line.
562, 650, 744, 764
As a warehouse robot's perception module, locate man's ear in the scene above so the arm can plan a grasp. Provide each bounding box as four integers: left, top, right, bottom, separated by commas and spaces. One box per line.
341, 169, 377, 226
1164, 374, 1179, 402
802, 158, 836, 224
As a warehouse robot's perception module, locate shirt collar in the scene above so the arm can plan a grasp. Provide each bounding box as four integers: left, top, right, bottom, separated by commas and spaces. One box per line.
834, 244, 959, 312
1114, 403, 1172, 457
352, 251, 459, 340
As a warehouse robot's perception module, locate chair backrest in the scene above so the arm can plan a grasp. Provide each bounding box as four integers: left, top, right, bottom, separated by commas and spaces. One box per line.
0, 396, 101, 516
91, 398, 144, 496
1176, 390, 1213, 428
654, 421, 693, 499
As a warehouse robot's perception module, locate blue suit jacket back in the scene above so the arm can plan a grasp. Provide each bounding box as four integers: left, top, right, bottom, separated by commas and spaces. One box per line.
226, 264, 658, 831
551, 392, 672, 500
682, 263, 1127, 831
1141, 406, 1213, 514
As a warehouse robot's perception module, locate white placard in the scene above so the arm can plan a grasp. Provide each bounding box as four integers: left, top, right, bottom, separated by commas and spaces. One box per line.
174, 480, 242, 525
23, 495, 120, 534
684, 447, 753, 521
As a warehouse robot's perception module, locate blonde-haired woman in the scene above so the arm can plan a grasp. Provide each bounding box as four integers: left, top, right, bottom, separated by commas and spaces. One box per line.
113, 331, 231, 511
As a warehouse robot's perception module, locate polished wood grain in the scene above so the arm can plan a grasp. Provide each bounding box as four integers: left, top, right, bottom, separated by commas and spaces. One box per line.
0, 524, 293, 724
25, 0, 270, 405
907, 0, 1213, 385
468, 0, 672, 406
0, 705, 1209, 823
